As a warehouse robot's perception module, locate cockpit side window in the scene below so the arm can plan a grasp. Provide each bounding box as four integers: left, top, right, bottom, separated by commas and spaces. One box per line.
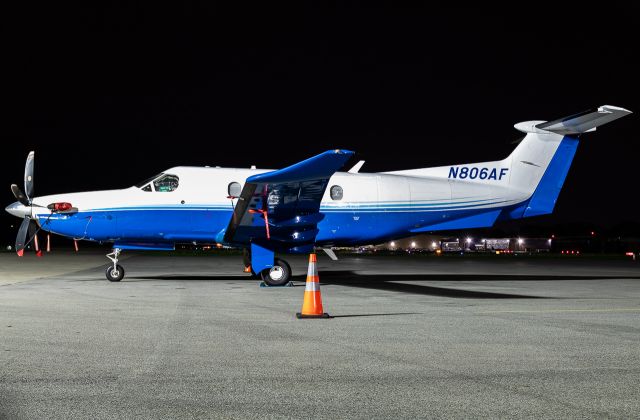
153, 174, 179, 192
141, 184, 152, 192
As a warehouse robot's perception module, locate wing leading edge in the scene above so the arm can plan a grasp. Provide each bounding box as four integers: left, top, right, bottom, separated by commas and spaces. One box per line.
223, 149, 355, 253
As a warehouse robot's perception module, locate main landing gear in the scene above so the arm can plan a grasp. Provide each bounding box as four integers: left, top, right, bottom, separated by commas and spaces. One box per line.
260, 258, 292, 286
105, 248, 125, 282
244, 246, 292, 286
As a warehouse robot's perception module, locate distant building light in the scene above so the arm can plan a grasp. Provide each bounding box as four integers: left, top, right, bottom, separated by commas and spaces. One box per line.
410, 241, 417, 248
466, 237, 472, 244
390, 241, 396, 248
431, 241, 437, 248
518, 238, 524, 245
591, 231, 595, 236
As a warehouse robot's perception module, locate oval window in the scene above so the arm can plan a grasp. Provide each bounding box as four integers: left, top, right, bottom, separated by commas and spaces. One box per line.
330, 185, 343, 201
228, 182, 242, 197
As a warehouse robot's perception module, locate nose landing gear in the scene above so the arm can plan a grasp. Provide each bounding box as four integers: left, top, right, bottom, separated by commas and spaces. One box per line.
105, 248, 125, 282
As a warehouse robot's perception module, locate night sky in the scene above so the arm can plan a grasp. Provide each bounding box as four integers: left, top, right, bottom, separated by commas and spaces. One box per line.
3, 4, 639, 244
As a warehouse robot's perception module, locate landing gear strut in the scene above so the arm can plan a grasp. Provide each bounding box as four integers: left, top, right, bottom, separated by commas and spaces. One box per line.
105, 248, 125, 282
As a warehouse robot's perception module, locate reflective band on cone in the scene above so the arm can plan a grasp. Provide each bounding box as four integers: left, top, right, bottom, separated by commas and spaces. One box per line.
46, 234, 51, 252
296, 253, 331, 319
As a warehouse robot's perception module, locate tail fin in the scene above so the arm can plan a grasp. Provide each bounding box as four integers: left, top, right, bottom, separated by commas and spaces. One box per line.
505, 105, 631, 217
383, 105, 631, 219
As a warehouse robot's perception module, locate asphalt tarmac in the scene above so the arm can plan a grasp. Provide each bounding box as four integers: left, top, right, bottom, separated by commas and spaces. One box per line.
1, 251, 639, 419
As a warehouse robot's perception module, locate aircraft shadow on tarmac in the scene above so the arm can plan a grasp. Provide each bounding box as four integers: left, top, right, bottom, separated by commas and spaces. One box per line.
124, 270, 640, 299
313, 271, 640, 299
308, 271, 546, 299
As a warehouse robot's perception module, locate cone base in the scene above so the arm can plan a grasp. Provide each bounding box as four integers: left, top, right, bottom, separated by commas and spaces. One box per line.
296, 312, 332, 319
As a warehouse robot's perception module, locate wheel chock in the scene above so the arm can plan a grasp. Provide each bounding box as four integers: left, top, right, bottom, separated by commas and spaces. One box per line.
259, 281, 294, 288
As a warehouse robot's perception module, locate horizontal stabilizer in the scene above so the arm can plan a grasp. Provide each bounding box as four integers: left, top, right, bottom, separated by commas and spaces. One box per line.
535, 105, 631, 135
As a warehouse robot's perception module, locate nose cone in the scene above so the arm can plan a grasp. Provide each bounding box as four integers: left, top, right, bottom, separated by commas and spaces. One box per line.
5, 202, 30, 218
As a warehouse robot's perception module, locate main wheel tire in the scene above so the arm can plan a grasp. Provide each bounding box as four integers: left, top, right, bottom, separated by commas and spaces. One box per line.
106, 265, 125, 282
260, 258, 292, 286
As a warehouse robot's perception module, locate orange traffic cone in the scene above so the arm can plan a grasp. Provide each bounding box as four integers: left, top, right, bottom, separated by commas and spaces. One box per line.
296, 253, 331, 319
34, 234, 42, 257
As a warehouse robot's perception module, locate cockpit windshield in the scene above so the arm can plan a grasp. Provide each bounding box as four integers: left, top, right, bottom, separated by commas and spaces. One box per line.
135, 173, 163, 188
134, 173, 179, 192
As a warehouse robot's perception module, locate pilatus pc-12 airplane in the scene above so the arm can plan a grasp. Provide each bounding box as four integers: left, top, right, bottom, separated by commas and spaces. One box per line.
6, 105, 631, 284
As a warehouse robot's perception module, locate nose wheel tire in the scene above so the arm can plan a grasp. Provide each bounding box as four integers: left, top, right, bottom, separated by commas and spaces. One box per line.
106, 264, 125, 282
260, 258, 291, 286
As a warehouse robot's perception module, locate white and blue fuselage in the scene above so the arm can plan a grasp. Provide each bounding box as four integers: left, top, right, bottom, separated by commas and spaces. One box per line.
20, 166, 526, 248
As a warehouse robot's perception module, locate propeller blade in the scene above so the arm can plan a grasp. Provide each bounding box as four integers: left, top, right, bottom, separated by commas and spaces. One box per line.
11, 184, 30, 206
28, 218, 38, 239
24, 151, 34, 200
15, 216, 31, 256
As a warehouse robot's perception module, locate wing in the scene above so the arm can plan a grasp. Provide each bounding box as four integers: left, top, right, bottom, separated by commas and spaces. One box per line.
223, 149, 355, 253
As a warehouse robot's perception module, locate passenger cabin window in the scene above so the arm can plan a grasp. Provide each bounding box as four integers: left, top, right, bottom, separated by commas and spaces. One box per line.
141, 184, 152, 192
153, 174, 179, 192
228, 182, 242, 197
330, 185, 343, 200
